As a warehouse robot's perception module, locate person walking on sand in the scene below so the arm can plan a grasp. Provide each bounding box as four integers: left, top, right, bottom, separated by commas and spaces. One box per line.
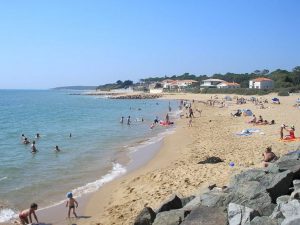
19, 203, 39, 225
66, 192, 78, 218
166, 113, 170, 124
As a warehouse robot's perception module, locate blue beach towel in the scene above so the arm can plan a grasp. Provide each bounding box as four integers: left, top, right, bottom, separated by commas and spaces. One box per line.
236, 128, 261, 136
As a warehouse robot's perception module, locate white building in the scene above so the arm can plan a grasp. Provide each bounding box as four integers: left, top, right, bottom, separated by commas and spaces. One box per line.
249, 78, 274, 89
217, 82, 240, 89
200, 79, 226, 88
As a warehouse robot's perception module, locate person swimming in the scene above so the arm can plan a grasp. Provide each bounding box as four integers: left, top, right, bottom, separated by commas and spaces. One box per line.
23, 138, 30, 145
54, 145, 61, 152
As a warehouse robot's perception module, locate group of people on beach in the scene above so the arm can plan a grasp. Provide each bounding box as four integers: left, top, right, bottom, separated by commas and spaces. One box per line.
21, 133, 67, 154
248, 114, 275, 125
18, 192, 78, 224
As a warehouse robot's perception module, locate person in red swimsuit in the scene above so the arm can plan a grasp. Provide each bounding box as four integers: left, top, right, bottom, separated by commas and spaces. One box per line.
19, 203, 39, 225
284, 125, 296, 139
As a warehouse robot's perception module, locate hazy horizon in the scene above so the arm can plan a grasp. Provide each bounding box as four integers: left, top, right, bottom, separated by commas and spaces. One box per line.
1, 0, 299, 89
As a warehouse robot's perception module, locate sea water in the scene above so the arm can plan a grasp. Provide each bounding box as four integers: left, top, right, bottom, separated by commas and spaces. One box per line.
0, 90, 178, 222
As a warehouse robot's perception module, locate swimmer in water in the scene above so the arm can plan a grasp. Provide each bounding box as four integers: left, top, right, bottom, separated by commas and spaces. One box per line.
31, 141, 37, 153
54, 145, 61, 152
23, 138, 30, 145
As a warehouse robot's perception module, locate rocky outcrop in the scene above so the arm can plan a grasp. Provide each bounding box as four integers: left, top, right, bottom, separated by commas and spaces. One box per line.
109, 94, 162, 99
133, 151, 300, 224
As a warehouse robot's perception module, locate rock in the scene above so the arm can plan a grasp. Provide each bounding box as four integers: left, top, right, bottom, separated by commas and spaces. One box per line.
250, 216, 278, 225
281, 199, 300, 218
152, 209, 187, 225
231, 168, 293, 203
276, 195, 290, 205
282, 216, 300, 225
198, 190, 229, 208
156, 195, 182, 213
227, 203, 259, 225
180, 196, 195, 207
183, 196, 201, 211
230, 169, 266, 186
275, 160, 300, 179
228, 190, 275, 216
134, 207, 156, 225
293, 180, 300, 190
181, 205, 227, 225
265, 170, 293, 202
198, 156, 224, 164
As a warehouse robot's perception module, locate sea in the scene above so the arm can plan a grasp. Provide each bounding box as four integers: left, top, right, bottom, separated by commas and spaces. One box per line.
0, 90, 179, 222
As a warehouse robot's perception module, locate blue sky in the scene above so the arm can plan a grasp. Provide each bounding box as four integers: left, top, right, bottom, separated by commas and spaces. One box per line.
0, 0, 299, 89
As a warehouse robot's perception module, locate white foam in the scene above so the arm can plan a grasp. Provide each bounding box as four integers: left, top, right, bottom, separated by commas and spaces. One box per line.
0, 208, 17, 223
71, 163, 126, 197
0, 177, 7, 182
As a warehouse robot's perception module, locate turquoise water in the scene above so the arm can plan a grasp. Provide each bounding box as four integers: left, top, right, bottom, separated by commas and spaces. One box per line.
0, 90, 178, 222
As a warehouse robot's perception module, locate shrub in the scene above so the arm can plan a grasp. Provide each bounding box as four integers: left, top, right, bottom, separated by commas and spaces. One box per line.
278, 90, 290, 96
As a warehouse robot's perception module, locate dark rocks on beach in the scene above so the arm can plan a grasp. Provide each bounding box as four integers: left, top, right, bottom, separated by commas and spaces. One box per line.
181, 205, 227, 225
133, 151, 300, 224
156, 195, 183, 213
152, 209, 187, 225
134, 207, 156, 225
109, 94, 162, 99
227, 203, 260, 225
197, 156, 224, 164
250, 216, 279, 225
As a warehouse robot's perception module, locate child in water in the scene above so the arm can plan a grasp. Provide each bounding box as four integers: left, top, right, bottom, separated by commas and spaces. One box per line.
66, 192, 78, 218
19, 203, 39, 225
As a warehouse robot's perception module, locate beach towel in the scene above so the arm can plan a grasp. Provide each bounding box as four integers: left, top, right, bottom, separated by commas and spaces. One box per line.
236, 128, 260, 136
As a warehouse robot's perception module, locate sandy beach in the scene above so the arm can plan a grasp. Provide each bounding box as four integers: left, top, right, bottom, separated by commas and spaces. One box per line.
67, 93, 300, 225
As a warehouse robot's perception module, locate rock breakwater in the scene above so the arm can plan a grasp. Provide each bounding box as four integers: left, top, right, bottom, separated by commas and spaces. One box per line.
134, 149, 300, 225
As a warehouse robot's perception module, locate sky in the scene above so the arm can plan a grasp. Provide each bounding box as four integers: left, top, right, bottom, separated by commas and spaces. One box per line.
0, 0, 299, 89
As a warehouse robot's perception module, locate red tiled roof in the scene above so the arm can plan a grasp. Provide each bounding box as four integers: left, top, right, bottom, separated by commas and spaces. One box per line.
252, 77, 273, 82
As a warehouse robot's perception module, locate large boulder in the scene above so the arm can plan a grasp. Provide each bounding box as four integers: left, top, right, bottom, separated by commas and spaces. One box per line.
228, 190, 275, 216
227, 203, 259, 225
282, 216, 300, 225
152, 209, 188, 225
156, 195, 182, 213
181, 205, 227, 225
180, 196, 195, 207
198, 190, 229, 208
281, 199, 300, 218
183, 195, 201, 211
134, 207, 156, 225
250, 216, 279, 225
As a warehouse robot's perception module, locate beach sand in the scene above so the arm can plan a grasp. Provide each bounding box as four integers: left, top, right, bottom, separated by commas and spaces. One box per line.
5, 93, 299, 225
71, 93, 300, 225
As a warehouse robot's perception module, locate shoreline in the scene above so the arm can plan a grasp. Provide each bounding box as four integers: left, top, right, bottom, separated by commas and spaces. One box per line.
1, 106, 179, 225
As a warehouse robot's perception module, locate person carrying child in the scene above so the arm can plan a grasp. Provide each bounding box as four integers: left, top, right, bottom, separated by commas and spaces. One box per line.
19, 203, 39, 225
66, 192, 78, 218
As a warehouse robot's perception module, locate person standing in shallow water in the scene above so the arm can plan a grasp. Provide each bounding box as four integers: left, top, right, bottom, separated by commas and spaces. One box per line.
127, 116, 131, 125
31, 141, 37, 153
120, 116, 124, 124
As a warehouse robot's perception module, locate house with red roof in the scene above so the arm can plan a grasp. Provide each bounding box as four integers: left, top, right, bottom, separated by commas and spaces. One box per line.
249, 77, 274, 89
217, 81, 240, 89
